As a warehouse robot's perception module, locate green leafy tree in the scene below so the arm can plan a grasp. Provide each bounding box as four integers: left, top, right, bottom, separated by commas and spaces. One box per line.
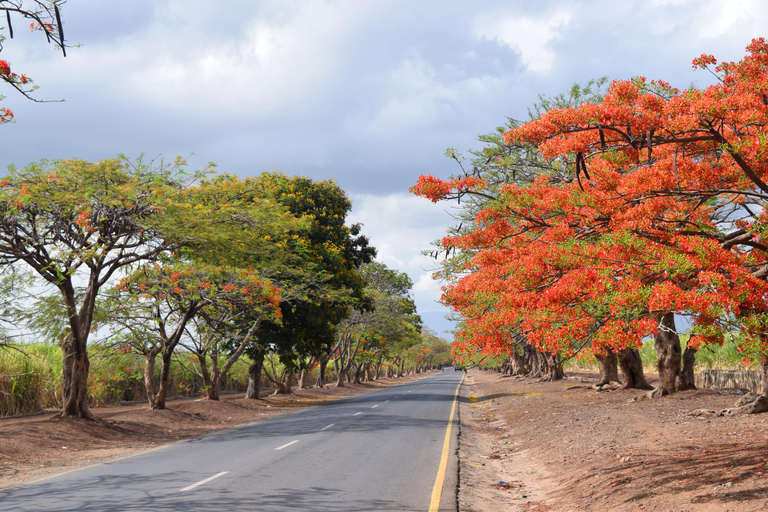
332, 262, 422, 384
111, 261, 282, 409
241, 172, 376, 395
0, 157, 293, 418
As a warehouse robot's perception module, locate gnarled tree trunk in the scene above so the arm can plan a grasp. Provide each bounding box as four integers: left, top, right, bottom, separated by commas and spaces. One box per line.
524, 344, 541, 378
510, 347, 527, 375
59, 331, 94, 419
315, 356, 328, 388
680, 344, 698, 390
143, 349, 161, 409
596, 350, 620, 386
618, 347, 653, 390
540, 352, 564, 381
270, 369, 293, 395
652, 313, 696, 396
246, 352, 265, 399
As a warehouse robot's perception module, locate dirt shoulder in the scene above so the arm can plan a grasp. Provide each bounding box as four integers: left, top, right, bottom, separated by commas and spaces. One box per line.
0, 372, 435, 490
458, 368, 768, 512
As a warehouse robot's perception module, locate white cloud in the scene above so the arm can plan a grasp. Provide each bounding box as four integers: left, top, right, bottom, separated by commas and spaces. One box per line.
413, 272, 442, 296
473, 7, 572, 74
692, 0, 768, 40
369, 53, 503, 130
27, 0, 380, 116
347, 192, 455, 322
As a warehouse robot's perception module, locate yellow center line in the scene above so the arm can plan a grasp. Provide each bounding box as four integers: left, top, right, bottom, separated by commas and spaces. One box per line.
428, 374, 464, 511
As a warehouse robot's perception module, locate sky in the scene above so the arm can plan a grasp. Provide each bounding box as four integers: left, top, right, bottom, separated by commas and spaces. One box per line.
0, 0, 767, 336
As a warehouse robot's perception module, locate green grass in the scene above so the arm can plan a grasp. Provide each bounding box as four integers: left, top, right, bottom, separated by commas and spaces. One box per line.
565, 335, 751, 373
0, 344, 60, 416
0, 343, 260, 417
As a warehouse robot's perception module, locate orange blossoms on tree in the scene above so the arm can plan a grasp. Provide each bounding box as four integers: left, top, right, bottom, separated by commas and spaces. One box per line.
410, 174, 486, 203
414, 38, 768, 369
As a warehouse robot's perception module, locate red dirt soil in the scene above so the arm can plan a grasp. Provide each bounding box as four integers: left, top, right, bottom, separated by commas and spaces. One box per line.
458, 368, 768, 512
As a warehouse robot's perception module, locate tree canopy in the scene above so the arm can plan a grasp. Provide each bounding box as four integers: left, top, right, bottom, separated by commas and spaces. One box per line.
412, 40, 768, 410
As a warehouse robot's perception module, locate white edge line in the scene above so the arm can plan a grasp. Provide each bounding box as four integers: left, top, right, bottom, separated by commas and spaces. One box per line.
275, 440, 300, 450
320, 423, 335, 431
179, 471, 229, 492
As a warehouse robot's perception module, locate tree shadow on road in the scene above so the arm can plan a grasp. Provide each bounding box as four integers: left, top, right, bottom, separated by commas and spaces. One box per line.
0, 472, 420, 512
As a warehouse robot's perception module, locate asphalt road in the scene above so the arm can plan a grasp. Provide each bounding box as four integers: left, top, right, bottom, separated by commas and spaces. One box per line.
1, 370, 463, 512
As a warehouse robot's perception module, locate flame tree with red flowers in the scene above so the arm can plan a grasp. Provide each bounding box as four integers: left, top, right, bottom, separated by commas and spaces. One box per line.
414, 40, 768, 413
0, 0, 70, 122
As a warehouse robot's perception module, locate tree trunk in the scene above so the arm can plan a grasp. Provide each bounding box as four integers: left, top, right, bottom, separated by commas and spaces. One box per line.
282, 370, 293, 394
298, 369, 308, 390
540, 352, 564, 381
143, 350, 160, 409
617, 347, 653, 390
335, 357, 346, 387
523, 344, 541, 378
212, 318, 261, 400
679, 344, 697, 391
60, 331, 94, 419
246, 352, 265, 399
510, 346, 528, 375
315, 356, 328, 388
596, 350, 620, 385
652, 313, 696, 396
151, 349, 175, 410
270, 369, 293, 395
199, 353, 220, 401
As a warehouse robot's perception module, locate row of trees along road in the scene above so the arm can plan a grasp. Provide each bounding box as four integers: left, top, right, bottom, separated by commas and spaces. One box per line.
413, 39, 768, 415
0, 156, 452, 419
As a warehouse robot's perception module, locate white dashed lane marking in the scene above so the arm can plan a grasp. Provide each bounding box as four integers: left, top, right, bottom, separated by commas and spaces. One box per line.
179, 471, 229, 492
275, 440, 300, 451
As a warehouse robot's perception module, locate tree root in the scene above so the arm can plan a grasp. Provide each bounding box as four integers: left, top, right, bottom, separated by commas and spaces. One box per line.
593, 381, 623, 392
689, 394, 768, 417
724, 394, 768, 415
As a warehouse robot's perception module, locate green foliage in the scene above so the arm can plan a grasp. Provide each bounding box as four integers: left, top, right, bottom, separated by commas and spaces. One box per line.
563, 336, 750, 373
0, 345, 59, 416
253, 172, 376, 367
0, 161, 388, 412
0, 343, 255, 417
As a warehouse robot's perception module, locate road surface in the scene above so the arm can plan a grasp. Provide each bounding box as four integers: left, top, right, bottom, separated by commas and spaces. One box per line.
1, 370, 463, 511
